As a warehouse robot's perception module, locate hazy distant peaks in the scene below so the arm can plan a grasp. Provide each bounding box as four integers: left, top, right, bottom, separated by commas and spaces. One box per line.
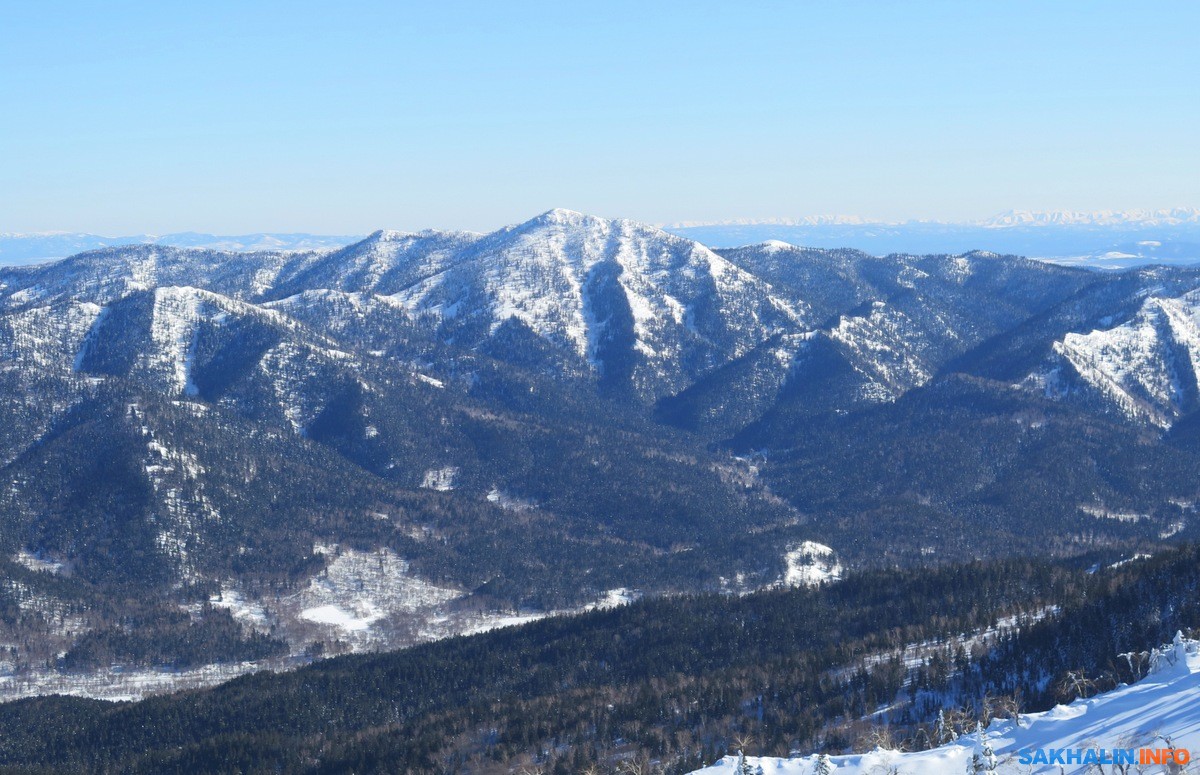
671, 208, 1200, 230
981, 208, 1200, 228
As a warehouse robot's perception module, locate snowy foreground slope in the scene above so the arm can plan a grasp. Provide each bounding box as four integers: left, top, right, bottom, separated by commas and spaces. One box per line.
693, 635, 1200, 775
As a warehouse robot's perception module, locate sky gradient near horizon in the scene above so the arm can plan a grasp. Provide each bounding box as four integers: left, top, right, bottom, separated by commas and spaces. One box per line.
2, 1, 1198, 234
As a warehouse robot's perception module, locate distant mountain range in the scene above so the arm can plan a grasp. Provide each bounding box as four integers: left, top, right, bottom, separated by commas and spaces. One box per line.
978, 207, 1200, 228
670, 207, 1200, 229
0, 232, 361, 265
6, 209, 1200, 269
667, 208, 1200, 268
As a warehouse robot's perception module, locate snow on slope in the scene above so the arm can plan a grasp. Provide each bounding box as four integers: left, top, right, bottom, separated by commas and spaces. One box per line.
829, 302, 938, 401
692, 634, 1200, 775
0, 656, 293, 704
78, 285, 330, 398
145, 287, 208, 395
0, 299, 103, 373
270, 228, 485, 297
388, 209, 807, 395
1044, 290, 1200, 426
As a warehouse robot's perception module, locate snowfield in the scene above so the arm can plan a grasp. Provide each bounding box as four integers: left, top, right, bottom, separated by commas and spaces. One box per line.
781, 541, 843, 587
691, 634, 1200, 774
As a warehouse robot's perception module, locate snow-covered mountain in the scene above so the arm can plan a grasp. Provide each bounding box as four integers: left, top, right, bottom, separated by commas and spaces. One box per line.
8, 209, 1200, 462
688, 242, 1093, 433
6, 210, 1200, 474
377, 209, 806, 398
1027, 286, 1200, 427
1, 211, 811, 403
691, 634, 1200, 775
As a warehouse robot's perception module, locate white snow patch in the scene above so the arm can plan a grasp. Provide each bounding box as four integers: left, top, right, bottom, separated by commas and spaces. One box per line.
209, 586, 269, 628
782, 541, 842, 587
300, 603, 382, 632
459, 612, 548, 636
1108, 553, 1153, 569
292, 547, 461, 638
12, 550, 63, 575
420, 466, 458, 491
0, 659, 288, 704
587, 587, 641, 610
147, 287, 206, 395
1160, 520, 1186, 539
8, 287, 46, 305
486, 488, 537, 511
1079, 504, 1150, 523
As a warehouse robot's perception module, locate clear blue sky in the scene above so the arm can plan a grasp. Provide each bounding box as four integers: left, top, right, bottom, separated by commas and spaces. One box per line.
2, 1, 1197, 234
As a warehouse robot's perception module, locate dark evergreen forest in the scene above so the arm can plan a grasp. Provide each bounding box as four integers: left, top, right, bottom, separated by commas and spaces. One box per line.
1, 547, 1196, 774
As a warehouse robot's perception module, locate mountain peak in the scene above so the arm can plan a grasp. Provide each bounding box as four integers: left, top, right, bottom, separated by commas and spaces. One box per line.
519, 208, 595, 230
518, 209, 684, 242
536, 207, 586, 222
365, 229, 413, 242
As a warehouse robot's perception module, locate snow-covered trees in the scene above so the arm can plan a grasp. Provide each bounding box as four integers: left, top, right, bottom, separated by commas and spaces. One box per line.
733, 750, 763, 775
967, 722, 997, 774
